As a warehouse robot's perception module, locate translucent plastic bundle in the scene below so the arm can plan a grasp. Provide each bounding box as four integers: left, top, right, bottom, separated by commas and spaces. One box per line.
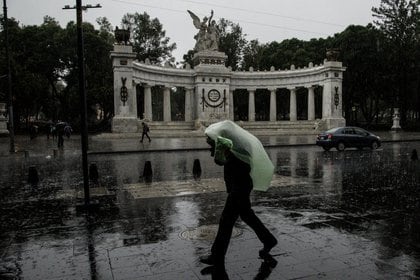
205, 120, 274, 191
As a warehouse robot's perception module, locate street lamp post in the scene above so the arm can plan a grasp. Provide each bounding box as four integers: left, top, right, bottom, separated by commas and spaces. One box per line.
63, 1, 101, 207
3, 0, 15, 153
76, 0, 90, 207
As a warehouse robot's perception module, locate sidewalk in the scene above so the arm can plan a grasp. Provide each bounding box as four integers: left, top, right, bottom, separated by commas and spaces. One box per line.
1, 131, 420, 279
1, 130, 420, 156
2, 168, 420, 279
89, 130, 420, 154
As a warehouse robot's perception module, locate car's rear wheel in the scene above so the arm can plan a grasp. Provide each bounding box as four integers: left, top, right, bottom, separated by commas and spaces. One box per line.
336, 142, 345, 151
371, 141, 379, 150
322, 146, 330, 151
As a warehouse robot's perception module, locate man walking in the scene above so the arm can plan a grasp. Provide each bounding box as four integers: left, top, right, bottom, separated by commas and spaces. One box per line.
200, 120, 277, 269
140, 122, 151, 142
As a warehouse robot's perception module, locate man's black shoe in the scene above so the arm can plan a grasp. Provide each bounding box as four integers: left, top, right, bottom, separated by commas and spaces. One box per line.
199, 255, 224, 266
200, 265, 228, 279
259, 239, 278, 259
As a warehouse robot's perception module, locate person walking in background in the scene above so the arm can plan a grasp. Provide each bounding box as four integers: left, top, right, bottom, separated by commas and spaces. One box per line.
51, 123, 57, 140
140, 122, 151, 143
46, 122, 52, 140
64, 123, 72, 139
29, 122, 38, 140
56, 121, 65, 148
200, 120, 277, 270
57, 127, 64, 148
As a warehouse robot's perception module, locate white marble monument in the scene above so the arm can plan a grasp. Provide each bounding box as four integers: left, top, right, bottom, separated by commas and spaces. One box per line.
110, 11, 346, 133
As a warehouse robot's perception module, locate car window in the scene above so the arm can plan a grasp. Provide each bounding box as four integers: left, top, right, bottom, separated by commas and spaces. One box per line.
354, 128, 368, 136
326, 127, 341, 134
343, 128, 354, 134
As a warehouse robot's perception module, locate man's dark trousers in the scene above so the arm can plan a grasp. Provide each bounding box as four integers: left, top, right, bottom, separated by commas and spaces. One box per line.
211, 191, 276, 259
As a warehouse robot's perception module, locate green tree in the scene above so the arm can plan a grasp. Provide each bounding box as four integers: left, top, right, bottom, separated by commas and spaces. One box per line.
96, 16, 113, 34
0, 17, 22, 128
242, 39, 264, 70
372, 0, 420, 125
60, 20, 114, 128
250, 38, 329, 71
121, 12, 176, 64
29, 17, 66, 121
0, 17, 66, 128
333, 24, 388, 126
182, 49, 195, 68
0, 15, 115, 132
218, 18, 247, 70
257, 41, 287, 70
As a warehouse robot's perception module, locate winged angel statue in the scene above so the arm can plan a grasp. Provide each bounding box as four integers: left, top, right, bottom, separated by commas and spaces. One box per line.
187, 10, 219, 52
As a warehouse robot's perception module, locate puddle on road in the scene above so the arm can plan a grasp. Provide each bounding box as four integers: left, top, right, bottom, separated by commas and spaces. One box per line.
179, 224, 242, 241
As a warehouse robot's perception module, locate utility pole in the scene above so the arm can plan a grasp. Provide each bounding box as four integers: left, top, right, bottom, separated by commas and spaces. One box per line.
3, 0, 15, 153
63, 1, 101, 207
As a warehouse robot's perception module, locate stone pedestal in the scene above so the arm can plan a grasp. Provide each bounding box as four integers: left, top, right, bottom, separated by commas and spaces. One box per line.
321, 61, 346, 129
192, 50, 227, 66
110, 44, 138, 133
391, 108, 402, 131
111, 117, 138, 133
0, 103, 9, 136
193, 50, 231, 125
318, 118, 346, 131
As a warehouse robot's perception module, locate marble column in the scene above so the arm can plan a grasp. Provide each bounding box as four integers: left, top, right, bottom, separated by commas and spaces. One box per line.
144, 84, 153, 121
269, 88, 277, 121
322, 82, 331, 119
307, 86, 315, 121
229, 89, 234, 120
184, 88, 193, 121
248, 89, 255, 122
289, 87, 297, 121
163, 86, 171, 122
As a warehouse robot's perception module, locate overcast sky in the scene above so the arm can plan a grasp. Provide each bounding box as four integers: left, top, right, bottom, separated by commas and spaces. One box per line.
8, 0, 382, 62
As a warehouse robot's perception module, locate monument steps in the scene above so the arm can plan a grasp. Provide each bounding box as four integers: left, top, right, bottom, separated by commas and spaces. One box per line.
148, 121, 195, 131
241, 120, 317, 130
145, 120, 319, 137
100, 120, 319, 138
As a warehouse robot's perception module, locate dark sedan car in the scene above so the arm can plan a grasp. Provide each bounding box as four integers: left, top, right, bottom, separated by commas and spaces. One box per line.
316, 127, 381, 151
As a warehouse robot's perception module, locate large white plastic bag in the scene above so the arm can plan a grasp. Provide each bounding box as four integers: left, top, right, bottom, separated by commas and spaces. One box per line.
205, 120, 274, 191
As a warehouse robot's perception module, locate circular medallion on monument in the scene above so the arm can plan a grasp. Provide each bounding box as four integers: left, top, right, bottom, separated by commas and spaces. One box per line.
208, 89, 221, 102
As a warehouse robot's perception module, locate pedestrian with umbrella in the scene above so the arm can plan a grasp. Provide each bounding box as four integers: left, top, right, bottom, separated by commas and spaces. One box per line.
200, 120, 278, 270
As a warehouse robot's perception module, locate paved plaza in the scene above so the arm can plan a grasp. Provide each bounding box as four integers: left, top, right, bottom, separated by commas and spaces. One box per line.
1, 131, 420, 279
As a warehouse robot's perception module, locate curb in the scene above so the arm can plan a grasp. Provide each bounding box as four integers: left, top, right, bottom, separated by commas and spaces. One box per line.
87, 138, 420, 155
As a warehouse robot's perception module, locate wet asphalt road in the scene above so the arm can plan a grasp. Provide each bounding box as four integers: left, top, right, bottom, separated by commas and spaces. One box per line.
1, 136, 420, 279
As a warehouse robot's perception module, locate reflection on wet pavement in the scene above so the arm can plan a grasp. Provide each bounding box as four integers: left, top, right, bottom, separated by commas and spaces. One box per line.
1, 141, 420, 279
122, 175, 309, 200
